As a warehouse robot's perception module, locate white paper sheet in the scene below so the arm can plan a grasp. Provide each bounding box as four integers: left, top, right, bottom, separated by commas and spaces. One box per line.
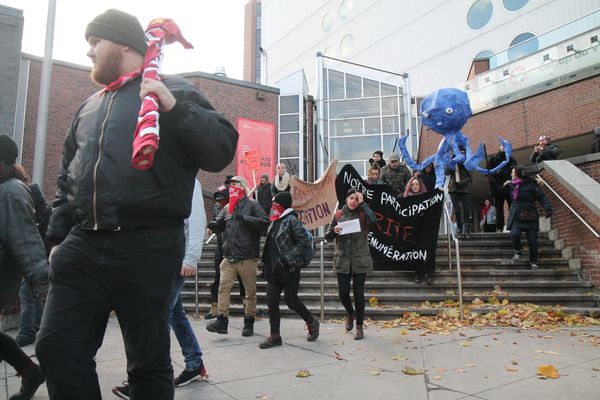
339, 218, 361, 235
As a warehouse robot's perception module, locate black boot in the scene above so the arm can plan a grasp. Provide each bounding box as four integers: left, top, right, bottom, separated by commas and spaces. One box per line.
242, 316, 255, 337
9, 363, 45, 400
307, 318, 320, 342
206, 314, 228, 334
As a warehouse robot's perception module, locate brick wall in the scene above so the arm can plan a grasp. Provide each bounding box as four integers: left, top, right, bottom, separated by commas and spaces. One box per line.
418, 75, 600, 161
539, 168, 600, 286
579, 158, 600, 184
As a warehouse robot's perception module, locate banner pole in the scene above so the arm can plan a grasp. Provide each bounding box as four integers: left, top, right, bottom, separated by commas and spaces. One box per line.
320, 240, 325, 321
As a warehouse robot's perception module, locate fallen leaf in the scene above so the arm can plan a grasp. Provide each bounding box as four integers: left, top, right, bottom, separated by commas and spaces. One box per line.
398, 329, 409, 335
392, 354, 408, 361
402, 366, 424, 375
506, 366, 519, 372
296, 369, 312, 378
511, 360, 518, 365
368, 297, 378, 307
433, 375, 442, 380
537, 364, 559, 379
466, 363, 476, 368
370, 370, 381, 376
256, 396, 268, 400
455, 368, 465, 373
459, 340, 471, 347
334, 351, 343, 360
592, 368, 599, 372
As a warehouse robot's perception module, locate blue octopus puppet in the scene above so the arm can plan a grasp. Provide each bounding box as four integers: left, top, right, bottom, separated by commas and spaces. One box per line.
399, 88, 513, 189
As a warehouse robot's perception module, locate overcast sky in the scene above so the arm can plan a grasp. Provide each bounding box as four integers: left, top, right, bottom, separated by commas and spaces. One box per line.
2, 0, 247, 79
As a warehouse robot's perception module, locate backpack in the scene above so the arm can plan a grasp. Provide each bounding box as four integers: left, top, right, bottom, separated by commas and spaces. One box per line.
282, 215, 315, 268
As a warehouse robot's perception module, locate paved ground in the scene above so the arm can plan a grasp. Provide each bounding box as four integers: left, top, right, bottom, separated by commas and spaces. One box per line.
3, 316, 600, 400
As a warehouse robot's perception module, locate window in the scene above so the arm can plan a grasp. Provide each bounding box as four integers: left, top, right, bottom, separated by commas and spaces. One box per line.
280, 115, 299, 133
329, 70, 345, 100
280, 133, 299, 157
330, 119, 363, 136
339, 0, 354, 21
503, 0, 528, 12
331, 136, 380, 160
508, 32, 538, 61
322, 12, 334, 32
381, 83, 398, 96
280, 95, 299, 114
381, 97, 398, 116
329, 98, 380, 119
346, 74, 362, 98
363, 78, 380, 97
475, 49, 494, 60
467, 0, 493, 30
340, 34, 354, 57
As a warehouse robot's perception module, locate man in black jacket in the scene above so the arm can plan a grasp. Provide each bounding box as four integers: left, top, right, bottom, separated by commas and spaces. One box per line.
207, 176, 268, 337
35, 9, 238, 400
486, 143, 516, 232
254, 173, 273, 214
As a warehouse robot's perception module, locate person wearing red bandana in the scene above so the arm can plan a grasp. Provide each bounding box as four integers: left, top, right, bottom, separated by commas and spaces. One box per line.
206, 176, 268, 337
35, 9, 238, 400
259, 192, 320, 349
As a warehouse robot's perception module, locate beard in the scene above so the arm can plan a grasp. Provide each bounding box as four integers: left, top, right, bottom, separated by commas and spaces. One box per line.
91, 46, 123, 85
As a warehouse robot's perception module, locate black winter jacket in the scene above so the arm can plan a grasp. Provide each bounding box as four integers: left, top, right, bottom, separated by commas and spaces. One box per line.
530, 143, 560, 164
0, 179, 48, 310
446, 164, 472, 194
212, 196, 268, 260
262, 210, 310, 283
46, 75, 238, 244
506, 178, 552, 231
254, 182, 273, 214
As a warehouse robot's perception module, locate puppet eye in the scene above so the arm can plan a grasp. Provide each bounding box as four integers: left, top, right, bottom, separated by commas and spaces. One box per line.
422, 111, 429, 118
445, 107, 454, 114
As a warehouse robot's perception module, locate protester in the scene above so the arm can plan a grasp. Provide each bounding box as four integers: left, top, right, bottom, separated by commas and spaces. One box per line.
479, 198, 497, 233
0, 134, 48, 400
254, 173, 273, 214
530, 135, 560, 164
271, 163, 291, 196
325, 189, 376, 340
205, 183, 246, 320
506, 167, 553, 270
207, 176, 268, 336
35, 10, 238, 399
381, 153, 412, 198
420, 164, 436, 196
113, 179, 208, 397
259, 192, 320, 348
591, 127, 600, 154
368, 150, 386, 169
403, 176, 427, 197
486, 143, 516, 232
366, 163, 384, 185
15, 182, 51, 347
446, 148, 473, 238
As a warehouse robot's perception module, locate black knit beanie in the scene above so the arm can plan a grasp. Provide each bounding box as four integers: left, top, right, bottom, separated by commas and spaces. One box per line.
0, 134, 18, 164
273, 192, 292, 209
85, 9, 147, 55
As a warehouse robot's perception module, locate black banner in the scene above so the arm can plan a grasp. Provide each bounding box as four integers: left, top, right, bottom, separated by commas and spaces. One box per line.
335, 164, 443, 271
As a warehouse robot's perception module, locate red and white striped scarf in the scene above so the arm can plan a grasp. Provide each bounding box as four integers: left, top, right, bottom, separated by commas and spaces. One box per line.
132, 18, 193, 170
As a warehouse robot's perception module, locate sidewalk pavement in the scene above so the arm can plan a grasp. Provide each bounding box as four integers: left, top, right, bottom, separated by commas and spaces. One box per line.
3, 315, 600, 399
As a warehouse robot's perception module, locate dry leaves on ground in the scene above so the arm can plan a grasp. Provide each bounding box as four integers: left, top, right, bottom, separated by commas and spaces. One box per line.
296, 369, 312, 378
402, 366, 424, 375
537, 364, 560, 379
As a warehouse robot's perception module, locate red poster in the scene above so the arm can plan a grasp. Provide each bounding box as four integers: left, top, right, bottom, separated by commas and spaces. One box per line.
236, 118, 276, 190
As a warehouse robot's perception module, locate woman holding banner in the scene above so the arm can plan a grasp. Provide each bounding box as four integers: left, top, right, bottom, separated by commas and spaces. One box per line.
325, 189, 376, 340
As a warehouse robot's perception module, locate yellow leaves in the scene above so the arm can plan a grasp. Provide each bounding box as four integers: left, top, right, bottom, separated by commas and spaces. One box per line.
459, 340, 471, 347
537, 364, 559, 379
296, 369, 312, 378
370, 370, 381, 376
392, 354, 408, 361
402, 366, 424, 375
505, 366, 519, 372
472, 298, 484, 306
534, 349, 559, 355
368, 297, 379, 308
398, 329, 409, 336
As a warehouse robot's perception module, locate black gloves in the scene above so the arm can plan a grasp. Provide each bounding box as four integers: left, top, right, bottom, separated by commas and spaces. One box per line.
235, 213, 245, 222
207, 221, 217, 230
545, 210, 553, 218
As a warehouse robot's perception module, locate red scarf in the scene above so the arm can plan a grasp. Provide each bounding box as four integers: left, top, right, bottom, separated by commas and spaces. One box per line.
228, 186, 245, 214
102, 69, 142, 94
270, 203, 286, 221
131, 18, 193, 170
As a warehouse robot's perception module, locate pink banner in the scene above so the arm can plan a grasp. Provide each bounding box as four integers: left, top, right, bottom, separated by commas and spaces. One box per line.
236, 118, 276, 189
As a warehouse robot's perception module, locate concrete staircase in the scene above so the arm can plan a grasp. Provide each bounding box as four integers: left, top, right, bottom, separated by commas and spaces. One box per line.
181, 232, 600, 319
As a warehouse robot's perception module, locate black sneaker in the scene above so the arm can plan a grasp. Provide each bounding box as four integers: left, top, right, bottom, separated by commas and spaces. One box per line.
9, 363, 45, 400
307, 318, 320, 342
529, 262, 539, 270
424, 273, 433, 285
206, 314, 228, 334
174, 363, 207, 387
259, 335, 282, 349
15, 336, 35, 347
111, 381, 130, 399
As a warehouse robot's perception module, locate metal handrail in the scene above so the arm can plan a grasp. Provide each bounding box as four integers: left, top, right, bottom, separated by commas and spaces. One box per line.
536, 174, 600, 238
443, 200, 464, 320
319, 240, 325, 321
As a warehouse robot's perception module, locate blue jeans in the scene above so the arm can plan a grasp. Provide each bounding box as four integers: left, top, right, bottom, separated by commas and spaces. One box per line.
169, 276, 203, 371
16, 280, 43, 341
